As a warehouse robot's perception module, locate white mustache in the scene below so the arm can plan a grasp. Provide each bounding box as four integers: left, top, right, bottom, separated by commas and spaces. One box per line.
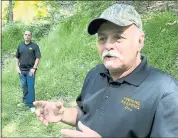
102, 50, 120, 61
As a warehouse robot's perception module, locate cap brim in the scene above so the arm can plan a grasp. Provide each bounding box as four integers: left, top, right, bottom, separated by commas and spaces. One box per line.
88, 18, 107, 35
88, 17, 133, 35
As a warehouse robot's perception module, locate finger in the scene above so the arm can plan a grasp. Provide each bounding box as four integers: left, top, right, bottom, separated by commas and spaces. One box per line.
38, 115, 48, 126
33, 101, 42, 106
44, 108, 49, 116
39, 115, 44, 122
41, 102, 46, 108
42, 118, 49, 126
33, 101, 38, 106
33, 101, 46, 108
78, 121, 91, 132
29, 72, 32, 76
53, 108, 64, 116
61, 129, 83, 137
59, 108, 64, 114
56, 102, 63, 109
36, 115, 41, 121
53, 108, 60, 115
36, 115, 43, 124
35, 109, 41, 117
40, 108, 44, 114
32, 71, 35, 76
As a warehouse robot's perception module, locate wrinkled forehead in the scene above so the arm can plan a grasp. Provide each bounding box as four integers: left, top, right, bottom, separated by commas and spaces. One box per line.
97, 21, 130, 35
24, 31, 31, 35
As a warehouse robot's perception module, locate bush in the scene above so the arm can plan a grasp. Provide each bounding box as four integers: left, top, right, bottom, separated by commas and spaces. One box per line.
2, 23, 24, 53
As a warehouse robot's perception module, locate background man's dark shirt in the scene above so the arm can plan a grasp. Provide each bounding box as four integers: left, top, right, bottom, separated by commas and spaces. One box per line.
16, 42, 41, 71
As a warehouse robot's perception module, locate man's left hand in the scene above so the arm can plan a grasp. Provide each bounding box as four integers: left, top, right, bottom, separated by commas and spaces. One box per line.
60, 121, 101, 138
29, 68, 35, 76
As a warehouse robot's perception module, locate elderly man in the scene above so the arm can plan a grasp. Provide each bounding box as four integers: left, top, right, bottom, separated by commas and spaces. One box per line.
16, 30, 41, 113
34, 4, 178, 137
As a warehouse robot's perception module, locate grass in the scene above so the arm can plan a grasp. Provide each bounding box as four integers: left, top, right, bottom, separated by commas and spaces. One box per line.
142, 12, 178, 78
2, 8, 178, 138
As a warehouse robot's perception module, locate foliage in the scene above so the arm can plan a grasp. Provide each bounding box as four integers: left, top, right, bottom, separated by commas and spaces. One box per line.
13, 1, 48, 24
2, 4, 9, 25
2, 23, 24, 53
142, 11, 178, 78
75, 1, 114, 18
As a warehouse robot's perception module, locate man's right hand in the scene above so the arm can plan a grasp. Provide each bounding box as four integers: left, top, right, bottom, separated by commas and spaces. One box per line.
16, 67, 21, 74
33, 101, 65, 126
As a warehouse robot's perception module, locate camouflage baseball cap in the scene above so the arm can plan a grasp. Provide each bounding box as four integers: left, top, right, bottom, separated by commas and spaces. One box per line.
88, 4, 142, 35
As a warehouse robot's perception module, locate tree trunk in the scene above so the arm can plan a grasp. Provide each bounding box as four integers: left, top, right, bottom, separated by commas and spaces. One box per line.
8, 0, 13, 23
164, 1, 169, 11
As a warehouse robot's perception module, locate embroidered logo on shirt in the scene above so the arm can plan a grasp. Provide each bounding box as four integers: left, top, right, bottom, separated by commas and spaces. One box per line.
29, 47, 33, 50
121, 97, 141, 111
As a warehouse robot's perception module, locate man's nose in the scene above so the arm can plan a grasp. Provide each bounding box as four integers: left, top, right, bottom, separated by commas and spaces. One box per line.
104, 40, 115, 50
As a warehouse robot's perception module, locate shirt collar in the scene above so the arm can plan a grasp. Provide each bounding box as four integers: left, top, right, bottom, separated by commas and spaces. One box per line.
24, 41, 32, 46
100, 55, 151, 86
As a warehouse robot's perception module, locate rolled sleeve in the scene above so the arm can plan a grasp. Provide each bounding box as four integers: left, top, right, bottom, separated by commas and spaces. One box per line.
151, 92, 178, 137
35, 45, 41, 58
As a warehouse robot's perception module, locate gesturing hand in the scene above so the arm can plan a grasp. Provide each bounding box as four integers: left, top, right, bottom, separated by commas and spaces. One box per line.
61, 121, 101, 138
33, 101, 64, 126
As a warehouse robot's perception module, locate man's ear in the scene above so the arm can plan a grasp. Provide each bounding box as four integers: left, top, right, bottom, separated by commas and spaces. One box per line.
137, 32, 145, 52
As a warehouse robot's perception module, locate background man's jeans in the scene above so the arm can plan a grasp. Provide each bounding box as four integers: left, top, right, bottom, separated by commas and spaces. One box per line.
19, 71, 35, 108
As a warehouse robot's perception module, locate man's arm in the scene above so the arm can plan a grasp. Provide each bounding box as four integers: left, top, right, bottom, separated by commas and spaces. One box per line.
15, 46, 21, 73
16, 58, 21, 73
33, 58, 40, 69
61, 106, 79, 126
33, 44, 41, 70
29, 58, 40, 76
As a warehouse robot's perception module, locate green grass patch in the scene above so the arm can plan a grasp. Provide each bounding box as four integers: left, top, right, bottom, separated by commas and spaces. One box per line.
142, 12, 178, 78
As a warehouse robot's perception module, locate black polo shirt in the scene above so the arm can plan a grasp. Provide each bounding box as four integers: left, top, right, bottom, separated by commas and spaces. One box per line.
16, 42, 41, 71
76, 55, 178, 137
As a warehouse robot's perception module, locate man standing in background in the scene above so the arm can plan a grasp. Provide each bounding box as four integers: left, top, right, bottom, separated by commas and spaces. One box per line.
16, 30, 41, 113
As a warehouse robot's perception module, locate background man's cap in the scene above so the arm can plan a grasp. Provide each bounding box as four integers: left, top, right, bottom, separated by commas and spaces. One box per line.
88, 4, 142, 35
